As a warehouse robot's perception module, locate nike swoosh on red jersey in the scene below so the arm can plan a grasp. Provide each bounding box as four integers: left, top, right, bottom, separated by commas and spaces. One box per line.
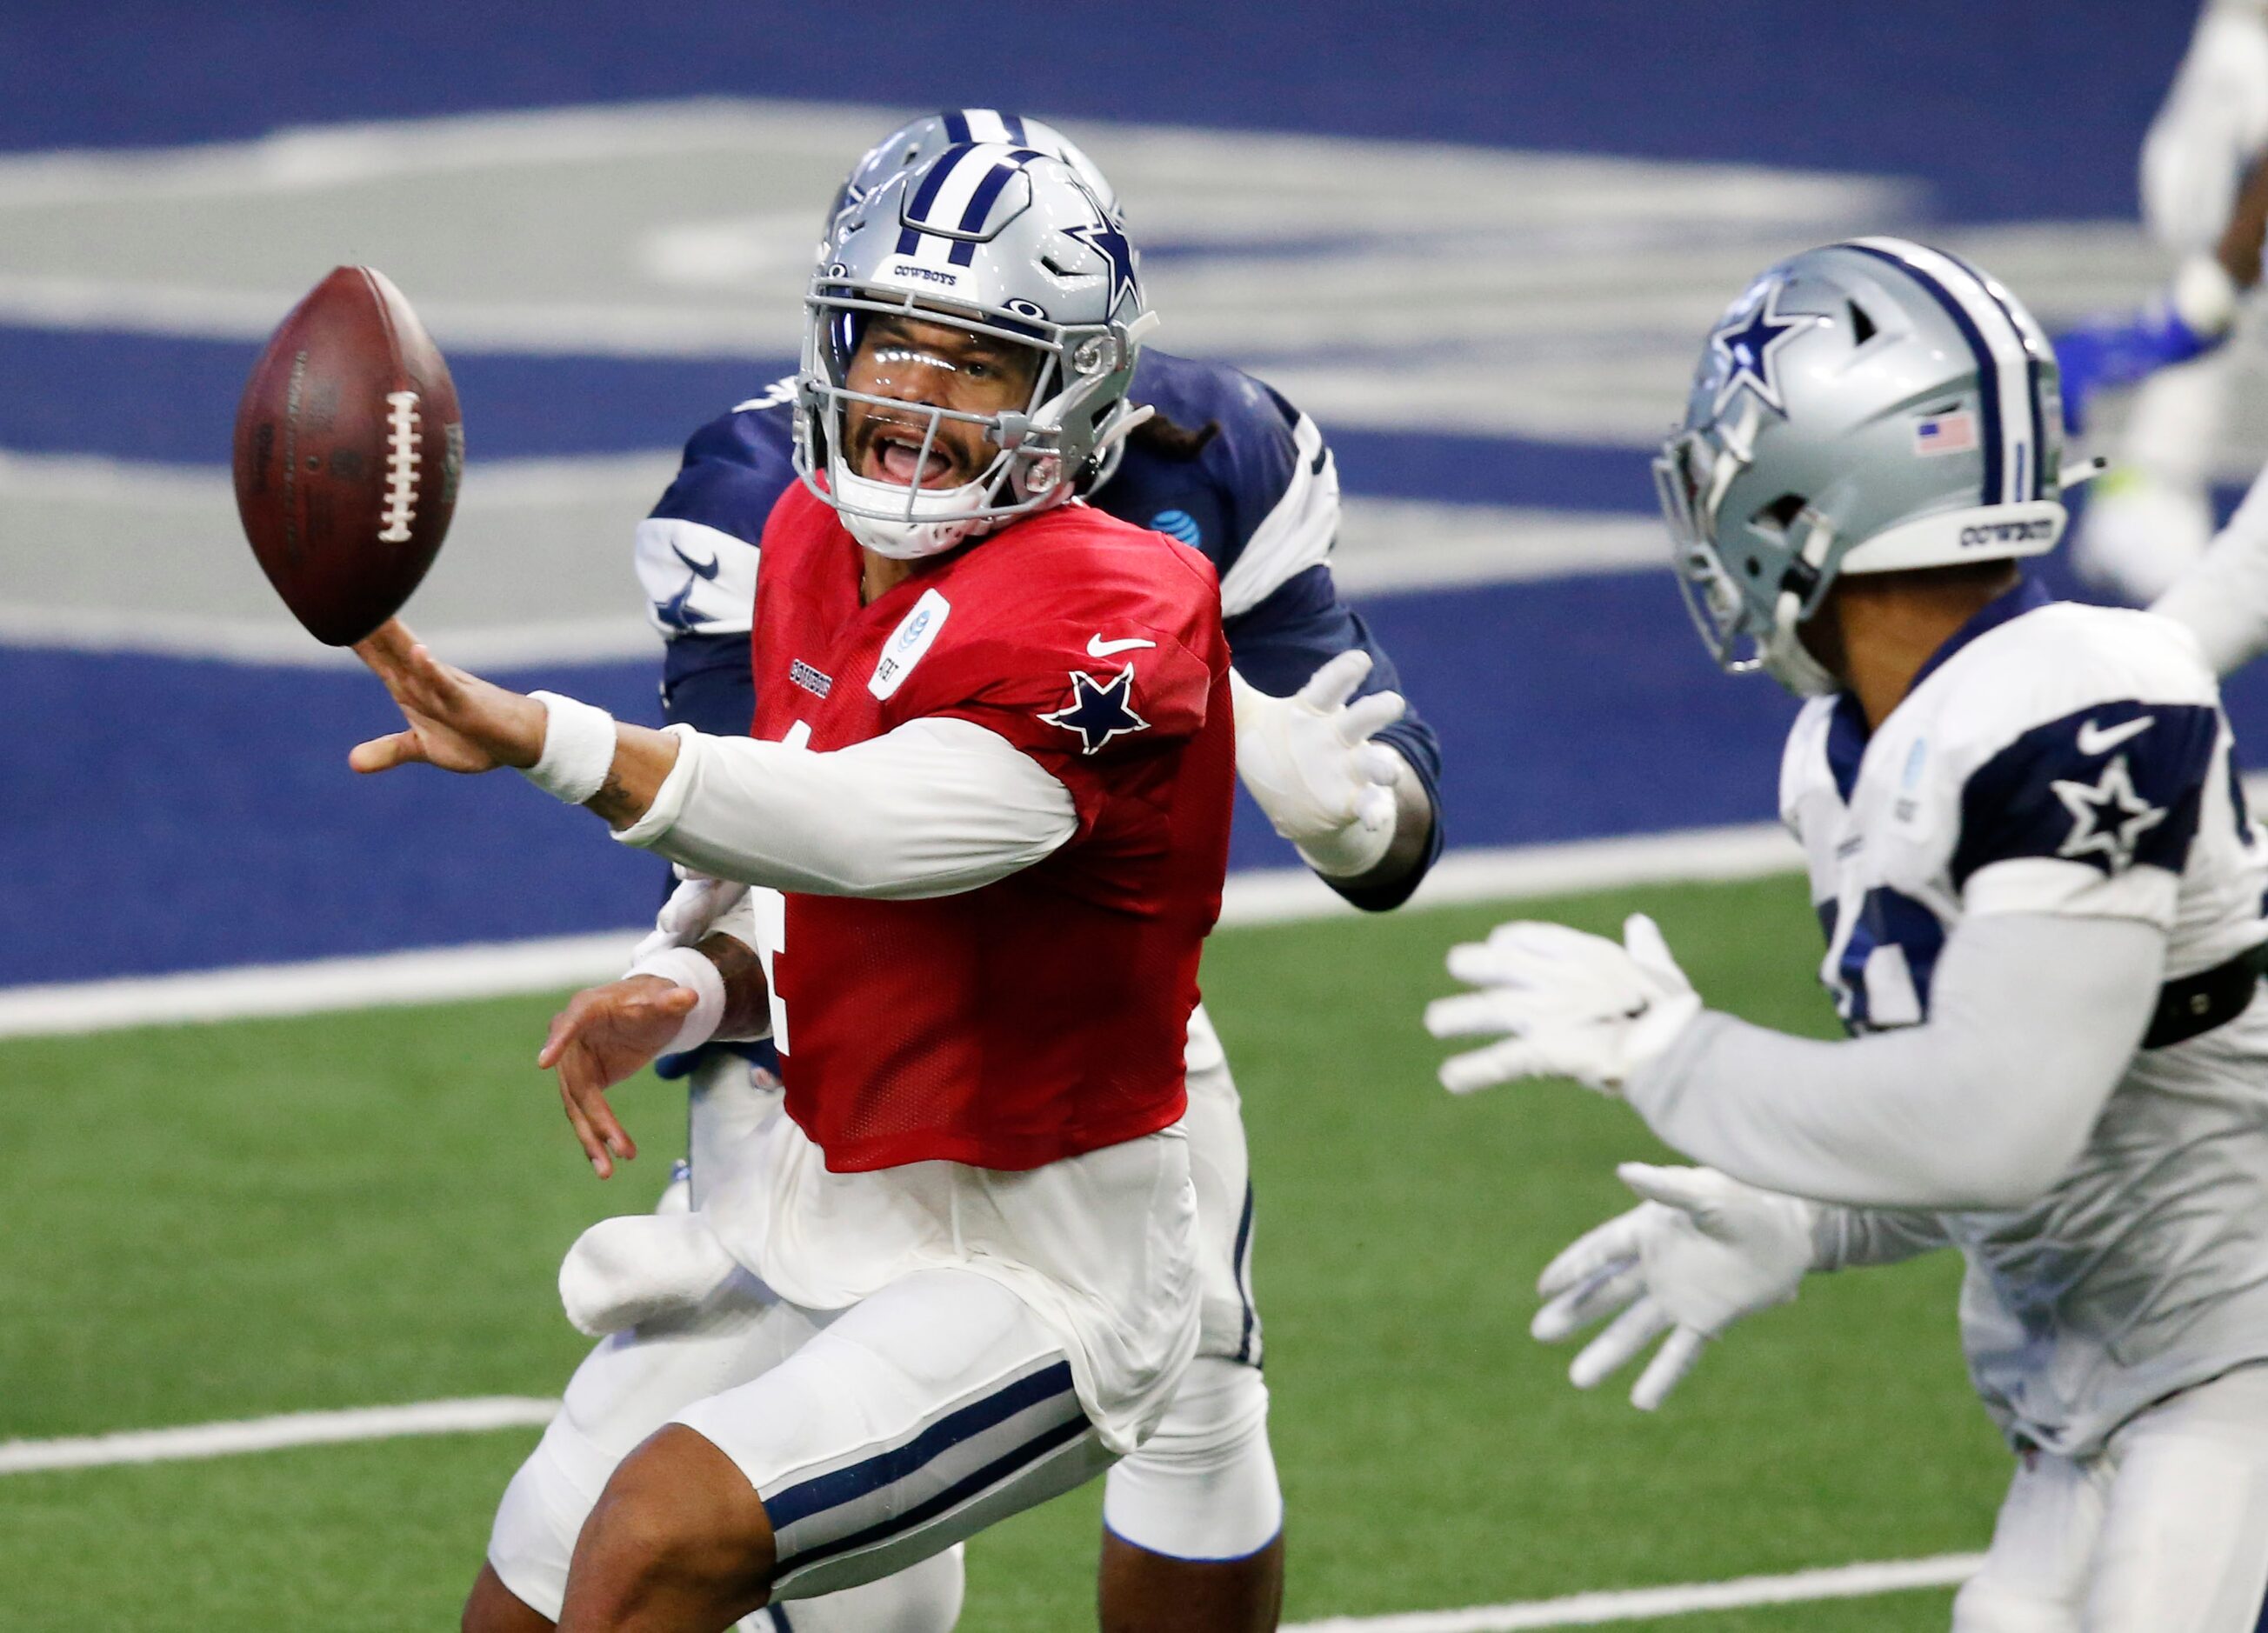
1086, 635, 1156, 657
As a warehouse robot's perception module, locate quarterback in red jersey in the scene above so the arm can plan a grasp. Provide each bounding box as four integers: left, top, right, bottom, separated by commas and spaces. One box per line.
351, 148, 1232, 1633
745, 477, 1233, 1172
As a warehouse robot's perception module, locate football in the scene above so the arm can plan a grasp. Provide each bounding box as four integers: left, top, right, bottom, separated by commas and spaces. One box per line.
231, 266, 464, 646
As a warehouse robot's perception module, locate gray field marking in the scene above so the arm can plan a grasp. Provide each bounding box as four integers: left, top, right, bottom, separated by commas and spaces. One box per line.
0, 444, 1664, 656
0, 824, 1802, 1038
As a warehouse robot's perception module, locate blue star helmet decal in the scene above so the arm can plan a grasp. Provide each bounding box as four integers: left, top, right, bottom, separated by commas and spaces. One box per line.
1709, 277, 1811, 416
1065, 217, 1139, 319
1040, 664, 1150, 754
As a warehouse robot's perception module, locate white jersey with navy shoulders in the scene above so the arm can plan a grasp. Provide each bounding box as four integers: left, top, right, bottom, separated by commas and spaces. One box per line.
1780, 577, 2268, 1455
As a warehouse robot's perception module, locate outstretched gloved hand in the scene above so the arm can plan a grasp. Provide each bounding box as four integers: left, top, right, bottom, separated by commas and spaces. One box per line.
1231, 650, 1407, 876
1533, 1163, 1814, 1410
1424, 914, 1703, 1094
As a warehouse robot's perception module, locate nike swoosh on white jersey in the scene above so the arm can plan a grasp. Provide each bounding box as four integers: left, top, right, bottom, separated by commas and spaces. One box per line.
1086, 635, 1156, 657
2077, 716, 2155, 756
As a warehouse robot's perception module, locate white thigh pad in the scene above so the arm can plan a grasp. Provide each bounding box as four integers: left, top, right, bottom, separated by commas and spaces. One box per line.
486, 1283, 824, 1618
1951, 1450, 2102, 1633
735, 1544, 966, 1633
1103, 1356, 1282, 1563
2086, 1365, 2268, 1633
674, 1268, 1115, 1601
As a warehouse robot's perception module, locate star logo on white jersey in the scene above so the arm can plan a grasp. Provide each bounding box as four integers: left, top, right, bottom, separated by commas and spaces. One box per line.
2051, 754, 2167, 871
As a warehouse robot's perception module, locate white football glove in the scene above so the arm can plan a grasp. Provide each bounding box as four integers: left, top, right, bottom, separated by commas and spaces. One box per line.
1533, 1163, 1815, 1410
1231, 650, 1408, 877
1424, 913, 1702, 1094
558, 1210, 741, 1336
631, 866, 750, 963
2142, 1, 2268, 253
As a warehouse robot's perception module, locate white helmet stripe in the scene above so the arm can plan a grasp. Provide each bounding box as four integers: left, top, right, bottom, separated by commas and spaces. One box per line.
1942, 247, 2054, 502
1851, 237, 2039, 507
961, 109, 1015, 143
904, 143, 1023, 267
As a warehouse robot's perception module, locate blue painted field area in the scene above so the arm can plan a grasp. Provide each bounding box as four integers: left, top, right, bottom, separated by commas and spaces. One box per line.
0, 1, 2230, 983
2, 571, 1803, 985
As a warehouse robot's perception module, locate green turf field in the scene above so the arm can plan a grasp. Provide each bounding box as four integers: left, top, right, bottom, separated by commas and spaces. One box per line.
0, 874, 2008, 1630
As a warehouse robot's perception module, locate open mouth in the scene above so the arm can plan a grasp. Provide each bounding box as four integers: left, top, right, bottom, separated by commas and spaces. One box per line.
863, 423, 960, 489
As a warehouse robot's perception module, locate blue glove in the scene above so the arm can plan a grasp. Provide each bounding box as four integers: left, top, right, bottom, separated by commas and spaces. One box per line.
2055, 304, 2222, 435
2054, 257, 2240, 435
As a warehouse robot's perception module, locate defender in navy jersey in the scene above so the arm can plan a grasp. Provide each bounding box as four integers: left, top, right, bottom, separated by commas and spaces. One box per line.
486, 113, 1442, 1633
1429, 240, 2268, 1632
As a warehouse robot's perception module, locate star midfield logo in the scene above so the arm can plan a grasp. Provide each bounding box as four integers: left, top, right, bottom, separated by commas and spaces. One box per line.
1040, 665, 1149, 755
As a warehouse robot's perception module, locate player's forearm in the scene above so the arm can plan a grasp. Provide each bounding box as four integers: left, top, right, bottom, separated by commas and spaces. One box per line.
1625, 914, 2162, 1211
1806, 1204, 1950, 1272
2152, 461, 2268, 674
614, 717, 1077, 898
696, 931, 771, 1041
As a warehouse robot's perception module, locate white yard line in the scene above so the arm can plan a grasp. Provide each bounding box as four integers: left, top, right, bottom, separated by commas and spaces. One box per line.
0, 1396, 559, 1475
0, 1389, 1980, 1623
1280, 1555, 1982, 1630
0, 932, 643, 1039
0, 825, 1802, 1040
0, 1394, 1978, 1623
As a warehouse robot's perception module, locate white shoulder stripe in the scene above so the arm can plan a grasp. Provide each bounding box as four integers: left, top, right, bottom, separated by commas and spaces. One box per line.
632, 515, 760, 637
1216, 413, 1341, 617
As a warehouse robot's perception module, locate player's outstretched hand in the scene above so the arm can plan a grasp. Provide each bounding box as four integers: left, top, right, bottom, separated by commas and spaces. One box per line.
538, 976, 697, 1177
1424, 913, 1701, 1094
349, 618, 546, 776
1533, 1163, 1813, 1410
1231, 650, 1406, 845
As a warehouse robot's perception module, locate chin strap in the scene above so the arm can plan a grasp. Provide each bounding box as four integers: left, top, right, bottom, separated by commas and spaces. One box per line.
1087, 402, 1155, 462
1761, 513, 1841, 697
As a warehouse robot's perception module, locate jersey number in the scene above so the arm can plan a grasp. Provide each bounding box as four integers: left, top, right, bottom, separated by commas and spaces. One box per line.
1826, 887, 1945, 1034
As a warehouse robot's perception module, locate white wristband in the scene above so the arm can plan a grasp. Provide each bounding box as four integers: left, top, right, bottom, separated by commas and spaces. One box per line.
623, 944, 726, 1056
520, 691, 617, 805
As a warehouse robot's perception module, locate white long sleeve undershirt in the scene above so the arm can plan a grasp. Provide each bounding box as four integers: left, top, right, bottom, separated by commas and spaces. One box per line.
613, 717, 1077, 899
2152, 462, 2268, 674
1624, 913, 2165, 1211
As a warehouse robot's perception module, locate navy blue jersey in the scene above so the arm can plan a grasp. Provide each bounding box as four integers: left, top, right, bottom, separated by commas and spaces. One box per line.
631, 350, 1444, 910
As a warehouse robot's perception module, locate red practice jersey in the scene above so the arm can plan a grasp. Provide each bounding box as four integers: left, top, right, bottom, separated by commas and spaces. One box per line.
747, 484, 1236, 1172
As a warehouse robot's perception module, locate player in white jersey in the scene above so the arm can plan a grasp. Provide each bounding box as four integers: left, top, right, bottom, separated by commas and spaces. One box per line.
1425, 238, 2268, 1631
2064, 0, 2268, 599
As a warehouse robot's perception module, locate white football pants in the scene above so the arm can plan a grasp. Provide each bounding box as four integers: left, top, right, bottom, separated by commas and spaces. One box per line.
1952, 1363, 2268, 1633
490, 1037, 1280, 1628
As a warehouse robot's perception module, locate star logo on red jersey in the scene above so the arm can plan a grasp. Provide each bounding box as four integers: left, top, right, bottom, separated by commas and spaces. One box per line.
1040, 665, 1149, 755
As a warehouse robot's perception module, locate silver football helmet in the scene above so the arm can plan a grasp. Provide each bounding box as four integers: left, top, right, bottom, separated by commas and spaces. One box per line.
1657, 237, 2068, 695
796, 143, 1157, 559
825, 109, 1123, 247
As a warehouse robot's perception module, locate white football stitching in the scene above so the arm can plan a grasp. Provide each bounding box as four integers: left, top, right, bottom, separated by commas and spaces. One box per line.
378, 390, 422, 543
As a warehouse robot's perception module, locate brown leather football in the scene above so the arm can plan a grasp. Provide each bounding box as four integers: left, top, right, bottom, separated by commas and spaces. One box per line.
232, 266, 464, 646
